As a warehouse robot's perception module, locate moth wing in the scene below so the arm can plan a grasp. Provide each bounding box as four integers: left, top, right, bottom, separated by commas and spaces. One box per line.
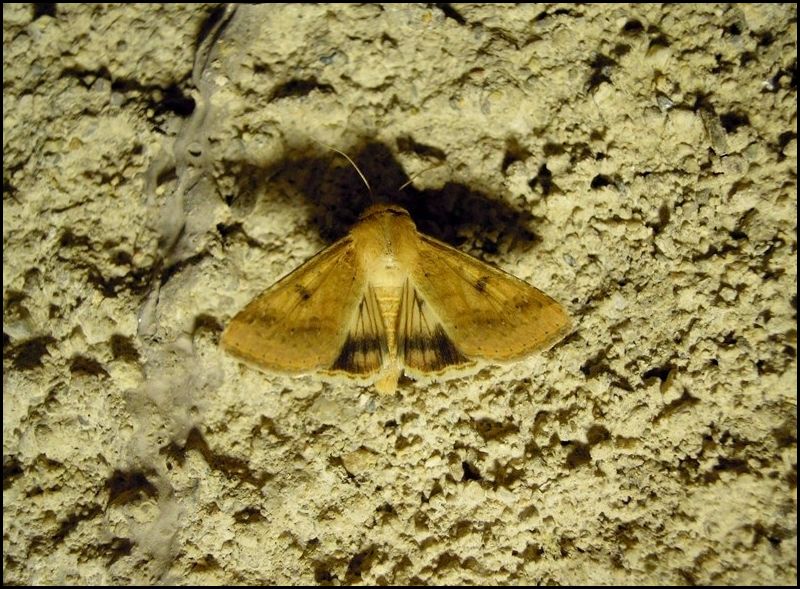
408, 234, 571, 362
396, 277, 473, 377
222, 236, 387, 375
328, 284, 389, 376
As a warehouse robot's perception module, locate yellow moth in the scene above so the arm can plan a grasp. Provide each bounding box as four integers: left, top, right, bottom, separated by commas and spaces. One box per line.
222, 203, 571, 394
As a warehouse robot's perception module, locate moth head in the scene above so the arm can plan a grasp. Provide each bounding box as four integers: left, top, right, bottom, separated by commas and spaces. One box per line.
358, 203, 412, 222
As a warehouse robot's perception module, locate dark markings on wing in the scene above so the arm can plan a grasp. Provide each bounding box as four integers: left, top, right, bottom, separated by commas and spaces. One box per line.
294, 284, 312, 300
474, 275, 490, 292
330, 287, 388, 375
398, 279, 470, 373
411, 233, 572, 360
402, 325, 468, 371
331, 333, 385, 374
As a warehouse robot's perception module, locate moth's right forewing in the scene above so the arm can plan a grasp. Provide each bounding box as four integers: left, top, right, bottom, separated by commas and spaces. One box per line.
410, 234, 571, 361
221, 237, 366, 372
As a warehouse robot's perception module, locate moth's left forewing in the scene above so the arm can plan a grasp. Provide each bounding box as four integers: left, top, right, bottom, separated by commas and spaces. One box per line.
222, 236, 368, 373
408, 234, 572, 364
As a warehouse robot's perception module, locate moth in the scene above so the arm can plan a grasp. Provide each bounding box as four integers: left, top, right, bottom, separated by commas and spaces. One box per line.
222, 203, 571, 393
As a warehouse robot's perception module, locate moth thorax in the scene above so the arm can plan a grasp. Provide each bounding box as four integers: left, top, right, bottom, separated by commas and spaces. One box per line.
372, 286, 402, 355
369, 256, 406, 287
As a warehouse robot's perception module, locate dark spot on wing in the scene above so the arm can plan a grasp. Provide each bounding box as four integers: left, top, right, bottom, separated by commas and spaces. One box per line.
474, 276, 490, 292
295, 284, 312, 301
527, 296, 543, 310
332, 334, 384, 374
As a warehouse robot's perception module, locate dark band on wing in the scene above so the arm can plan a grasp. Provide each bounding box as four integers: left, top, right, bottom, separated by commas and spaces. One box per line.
331, 334, 384, 374
330, 288, 388, 375
400, 325, 469, 373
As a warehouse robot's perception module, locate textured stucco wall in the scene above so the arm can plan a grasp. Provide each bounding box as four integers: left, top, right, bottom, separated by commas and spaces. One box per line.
3, 3, 796, 584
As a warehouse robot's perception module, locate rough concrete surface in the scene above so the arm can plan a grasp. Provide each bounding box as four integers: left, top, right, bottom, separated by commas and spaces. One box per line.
3, 3, 796, 585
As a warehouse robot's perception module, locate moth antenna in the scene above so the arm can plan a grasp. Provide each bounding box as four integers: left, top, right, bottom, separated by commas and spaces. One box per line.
330, 146, 373, 201
397, 162, 444, 192
304, 136, 374, 202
